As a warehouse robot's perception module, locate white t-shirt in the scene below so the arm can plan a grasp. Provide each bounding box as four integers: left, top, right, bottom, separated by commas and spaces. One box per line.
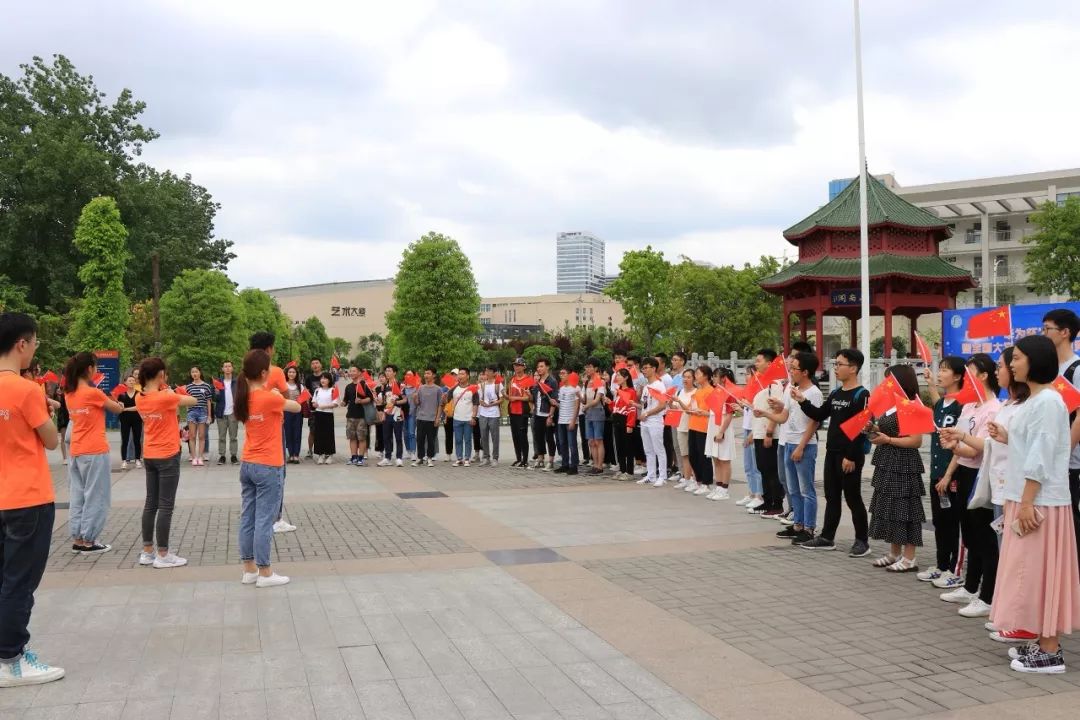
987, 401, 1019, 506
781, 383, 823, 446
223, 377, 234, 416
751, 382, 783, 439
677, 388, 694, 432
1004, 388, 1072, 506
477, 382, 503, 419
641, 380, 667, 428
452, 386, 475, 422
1058, 355, 1080, 469
312, 387, 336, 413
557, 385, 579, 424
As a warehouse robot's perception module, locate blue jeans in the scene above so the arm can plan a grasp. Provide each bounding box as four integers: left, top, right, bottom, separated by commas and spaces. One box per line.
0, 503, 54, 660
783, 443, 818, 529
239, 462, 284, 568
453, 419, 471, 460
68, 452, 112, 543
557, 423, 578, 469
742, 433, 762, 494
284, 412, 303, 458
405, 413, 417, 454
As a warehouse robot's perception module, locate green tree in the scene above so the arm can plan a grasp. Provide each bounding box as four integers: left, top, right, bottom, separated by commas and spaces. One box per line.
603, 247, 674, 353
1023, 196, 1080, 299
237, 288, 294, 363
292, 316, 334, 369
870, 336, 909, 359
0, 275, 33, 313
385, 232, 482, 370
355, 333, 385, 369
126, 300, 156, 366
159, 269, 245, 374
67, 197, 131, 361
522, 344, 562, 369
330, 337, 352, 360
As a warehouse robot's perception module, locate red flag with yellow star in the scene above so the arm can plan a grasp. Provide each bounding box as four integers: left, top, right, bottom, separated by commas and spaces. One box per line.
967, 305, 1011, 339
895, 393, 935, 435
1052, 376, 1080, 413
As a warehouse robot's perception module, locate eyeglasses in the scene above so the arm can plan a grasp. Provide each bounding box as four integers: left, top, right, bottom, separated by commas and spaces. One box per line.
1043, 325, 1063, 333
834, 362, 854, 368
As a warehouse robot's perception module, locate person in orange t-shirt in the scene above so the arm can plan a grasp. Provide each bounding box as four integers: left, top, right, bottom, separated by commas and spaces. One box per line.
0, 312, 65, 686
682, 365, 715, 494
63, 352, 125, 554
235, 349, 301, 588
248, 330, 297, 534
135, 358, 197, 570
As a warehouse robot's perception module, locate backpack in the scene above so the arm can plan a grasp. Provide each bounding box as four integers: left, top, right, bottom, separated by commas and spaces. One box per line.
1065, 360, 1080, 424
854, 387, 872, 455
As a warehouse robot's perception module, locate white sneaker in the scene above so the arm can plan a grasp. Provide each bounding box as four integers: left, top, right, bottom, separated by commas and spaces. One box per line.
395, 458, 403, 467
636, 476, 651, 485
152, 552, 187, 569
673, 479, 688, 489
735, 495, 752, 506
256, 573, 290, 588
463, 460, 471, 467
121, 461, 128, 470
315, 455, 324, 465
940, 587, 978, 604
491, 460, 498, 468
138, 551, 155, 566
633, 466, 647, 476
684, 481, 700, 493
693, 485, 711, 496
0, 651, 65, 687
324, 456, 333, 464
426, 459, 434, 467
917, 568, 943, 582
62, 458, 68, 465
711, 487, 730, 501
651, 478, 666, 488
746, 497, 765, 510
377, 459, 391, 467
273, 520, 297, 534
241, 572, 259, 585
135, 460, 143, 469
410, 460, 419, 467
452, 460, 463, 467
932, 570, 963, 589
958, 599, 992, 618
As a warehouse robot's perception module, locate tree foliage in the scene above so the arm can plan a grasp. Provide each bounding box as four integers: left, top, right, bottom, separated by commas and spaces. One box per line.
870, 335, 909, 359
67, 197, 131, 362
0, 275, 33, 314
385, 232, 482, 370
238, 288, 294, 364
603, 247, 674, 354
292, 316, 334, 370
127, 300, 156, 366
159, 269, 245, 375
522, 344, 562, 369
1023, 197, 1080, 299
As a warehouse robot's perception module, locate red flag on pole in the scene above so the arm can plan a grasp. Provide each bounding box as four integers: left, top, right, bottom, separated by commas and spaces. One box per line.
706, 388, 727, 416
1052, 376, 1080, 413
330, 355, 340, 370
967, 305, 1012, 339
331, 386, 340, 401
590, 375, 604, 389
494, 373, 504, 385
91, 372, 105, 387
565, 372, 580, 388
895, 394, 935, 435
466, 384, 479, 393
839, 407, 873, 440
868, 375, 901, 416
512, 376, 536, 391
285, 360, 298, 369
41, 370, 59, 384
391, 381, 401, 395
946, 366, 987, 405
297, 389, 311, 404
404, 372, 420, 388
175, 384, 188, 396
110, 383, 128, 398
213, 378, 225, 391
914, 331, 933, 366
663, 410, 682, 427
441, 372, 457, 388
757, 355, 788, 386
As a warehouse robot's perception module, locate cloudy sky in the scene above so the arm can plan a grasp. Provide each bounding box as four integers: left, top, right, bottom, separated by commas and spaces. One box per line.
4, 1, 1079, 296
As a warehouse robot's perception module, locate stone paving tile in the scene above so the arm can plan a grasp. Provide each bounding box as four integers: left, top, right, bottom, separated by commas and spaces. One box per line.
418, 461, 624, 492
46, 500, 474, 571
24, 567, 717, 719
584, 546, 1080, 718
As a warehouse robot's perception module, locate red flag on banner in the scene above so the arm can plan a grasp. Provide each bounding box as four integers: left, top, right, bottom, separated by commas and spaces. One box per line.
91, 372, 105, 387
297, 389, 311, 404
946, 366, 987, 405
895, 394, 935, 435
42, 370, 59, 384
663, 410, 682, 427
330, 355, 340, 370
213, 378, 225, 391
175, 384, 188, 396
967, 305, 1012, 339
757, 355, 788, 386
331, 386, 340, 401
110, 383, 128, 398
1052, 376, 1080, 413
914, 331, 933, 366
839, 407, 873, 441
868, 375, 901, 416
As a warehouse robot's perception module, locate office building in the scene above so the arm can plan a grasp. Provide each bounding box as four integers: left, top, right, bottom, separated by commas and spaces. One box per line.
556, 231, 606, 294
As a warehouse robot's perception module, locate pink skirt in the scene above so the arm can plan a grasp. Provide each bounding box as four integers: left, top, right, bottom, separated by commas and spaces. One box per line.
990, 502, 1080, 636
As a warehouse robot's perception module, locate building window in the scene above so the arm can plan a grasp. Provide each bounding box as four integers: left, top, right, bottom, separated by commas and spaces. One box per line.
995, 254, 1009, 275
995, 220, 1011, 242
974, 256, 982, 277
1057, 191, 1080, 205
974, 289, 983, 305
965, 223, 981, 244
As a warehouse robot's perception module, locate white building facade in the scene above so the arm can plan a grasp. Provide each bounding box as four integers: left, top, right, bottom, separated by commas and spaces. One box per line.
556, 231, 606, 294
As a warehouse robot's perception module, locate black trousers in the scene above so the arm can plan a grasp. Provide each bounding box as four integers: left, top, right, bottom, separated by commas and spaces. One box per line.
930, 475, 961, 572
444, 417, 454, 456
663, 426, 676, 473
754, 439, 784, 511
532, 415, 556, 457
612, 415, 634, 473
120, 415, 143, 461
820, 450, 868, 542
603, 419, 615, 467
0, 502, 54, 660
579, 420, 590, 462
382, 417, 404, 460
416, 420, 437, 460
632, 425, 645, 463
142, 453, 180, 550
688, 430, 713, 486
956, 465, 997, 603
472, 423, 481, 453
509, 413, 530, 463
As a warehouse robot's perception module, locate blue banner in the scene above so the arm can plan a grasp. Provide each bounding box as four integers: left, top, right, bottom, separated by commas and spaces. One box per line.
94, 349, 121, 429
943, 302, 1080, 360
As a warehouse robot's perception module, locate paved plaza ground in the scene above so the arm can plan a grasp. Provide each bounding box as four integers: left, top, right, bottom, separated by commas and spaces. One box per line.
5, 423, 1080, 719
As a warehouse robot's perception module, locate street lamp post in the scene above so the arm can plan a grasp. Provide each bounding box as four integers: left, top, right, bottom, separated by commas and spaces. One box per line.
853, 0, 871, 366
992, 257, 1005, 306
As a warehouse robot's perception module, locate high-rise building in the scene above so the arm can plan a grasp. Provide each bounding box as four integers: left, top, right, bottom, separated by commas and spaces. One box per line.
556, 231, 606, 294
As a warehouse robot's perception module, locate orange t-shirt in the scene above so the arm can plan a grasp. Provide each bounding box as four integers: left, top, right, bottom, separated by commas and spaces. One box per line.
241, 388, 286, 466
0, 374, 54, 510
136, 389, 182, 459
66, 384, 110, 456
689, 387, 713, 433
265, 365, 288, 394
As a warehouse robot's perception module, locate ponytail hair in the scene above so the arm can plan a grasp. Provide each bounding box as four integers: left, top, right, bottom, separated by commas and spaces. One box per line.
967, 353, 1000, 396
138, 357, 167, 387
63, 352, 97, 392
235, 349, 271, 423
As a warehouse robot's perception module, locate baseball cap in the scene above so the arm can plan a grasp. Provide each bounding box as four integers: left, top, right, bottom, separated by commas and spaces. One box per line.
513, 357, 526, 366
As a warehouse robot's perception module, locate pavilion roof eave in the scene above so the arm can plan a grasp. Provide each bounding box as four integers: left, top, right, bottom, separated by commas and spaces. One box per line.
781, 220, 951, 245
760, 273, 976, 294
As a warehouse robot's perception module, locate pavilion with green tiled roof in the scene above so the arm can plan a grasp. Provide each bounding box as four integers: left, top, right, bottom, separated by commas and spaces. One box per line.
760, 175, 975, 360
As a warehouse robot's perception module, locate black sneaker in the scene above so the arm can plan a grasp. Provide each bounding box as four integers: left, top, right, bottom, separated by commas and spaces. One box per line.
552, 466, 567, 474
775, 527, 799, 539
567, 467, 579, 475
801, 536, 836, 550
230, 455, 239, 464
73, 543, 112, 555
217, 456, 227, 465
849, 540, 871, 557
791, 530, 813, 545
1011, 646, 1066, 674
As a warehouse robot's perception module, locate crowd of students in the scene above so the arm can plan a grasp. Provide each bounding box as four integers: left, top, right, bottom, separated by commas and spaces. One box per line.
3, 307, 1080, 687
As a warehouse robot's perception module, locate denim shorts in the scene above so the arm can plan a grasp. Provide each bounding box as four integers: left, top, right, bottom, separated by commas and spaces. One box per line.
186, 407, 208, 425
585, 420, 605, 441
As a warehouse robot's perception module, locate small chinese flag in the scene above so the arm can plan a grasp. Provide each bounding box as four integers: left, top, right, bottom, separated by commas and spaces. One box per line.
391, 381, 401, 395
869, 375, 901, 416
590, 375, 604, 389
839, 407, 873, 441
946, 366, 988, 405
110, 383, 128, 398
286, 360, 298, 369
613, 361, 627, 372
297, 389, 311, 404
175, 384, 188, 396
494, 373, 504, 385
895, 394, 935, 435
617, 387, 637, 405
512, 376, 536, 391
42, 370, 59, 384
91, 372, 105, 387
565, 372, 580, 387
706, 388, 727, 416
740, 375, 764, 402
362, 370, 376, 388
914, 331, 933, 366
1052, 376, 1080, 413
404, 372, 420, 388
967, 305, 1012, 339
757, 355, 788, 386
331, 386, 340, 401
213, 378, 225, 391
647, 386, 670, 403
466, 384, 479, 393
330, 355, 340, 370
441, 372, 457, 388
663, 410, 682, 427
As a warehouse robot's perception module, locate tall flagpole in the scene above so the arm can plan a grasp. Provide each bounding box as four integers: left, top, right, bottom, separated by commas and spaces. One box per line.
853, 0, 871, 367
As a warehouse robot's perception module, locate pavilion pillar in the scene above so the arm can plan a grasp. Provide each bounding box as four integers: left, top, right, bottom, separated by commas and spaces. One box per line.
799, 312, 808, 342
781, 307, 791, 356
883, 286, 894, 359
910, 315, 918, 359
849, 317, 857, 349
814, 295, 825, 368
